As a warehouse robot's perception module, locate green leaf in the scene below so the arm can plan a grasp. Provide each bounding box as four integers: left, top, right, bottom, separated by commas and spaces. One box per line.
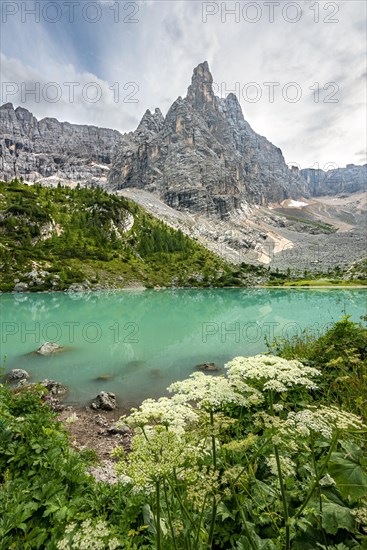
328, 453, 367, 502
142, 503, 156, 535
217, 502, 235, 521
322, 502, 355, 535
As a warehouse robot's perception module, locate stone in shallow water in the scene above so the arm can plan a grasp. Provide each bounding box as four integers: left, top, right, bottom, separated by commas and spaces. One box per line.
41, 379, 68, 398
95, 374, 114, 381
91, 391, 116, 411
6, 369, 30, 382
149, 368, 162, 377
195, 362, 220, 372
35, 342, 67, 356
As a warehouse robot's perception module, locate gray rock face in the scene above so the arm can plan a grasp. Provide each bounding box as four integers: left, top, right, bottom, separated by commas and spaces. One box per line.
0, 103, 122, 186
301, 165, 367, 196
108, 61, 308, 218
91, 391, 116, 411
67, 283, 90, 293
6, 369, 30, 382
14, 282, 28, 292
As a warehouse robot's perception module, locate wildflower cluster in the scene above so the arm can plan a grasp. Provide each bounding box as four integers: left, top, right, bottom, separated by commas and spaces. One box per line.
57, 519, 120, 550
168, 371, 258, 411
225, 354, 320, 393
266, 455, 296, 479
255, 405, 365, 449
352, 506, 367, 534
112, 346, 367, 549
115, 428, 199, 487
286, 405, 365, 439
183, 464, 220, 511
118, 395, 199, 435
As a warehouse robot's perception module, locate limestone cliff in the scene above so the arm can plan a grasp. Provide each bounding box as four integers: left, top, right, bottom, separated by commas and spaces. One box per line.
108, 61, 308, 218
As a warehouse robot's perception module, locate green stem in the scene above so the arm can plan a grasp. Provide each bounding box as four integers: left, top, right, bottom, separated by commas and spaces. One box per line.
274, 444, 290, 550
269, 391, 290, 550
156, 481, 161, 550
210, 410, 217, 469
207, 501, 217, 549
233, 492, 257, 550
311, 437, 329, 550
194, 494, 208, 550
169, 479, 196, 531
208, 409, 217, 548
295, 431, 339, 519
163, 481, 178, 550
230, 437, 272, 487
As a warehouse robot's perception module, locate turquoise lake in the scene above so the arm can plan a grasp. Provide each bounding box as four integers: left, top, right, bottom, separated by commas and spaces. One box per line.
0, 289, 366, 408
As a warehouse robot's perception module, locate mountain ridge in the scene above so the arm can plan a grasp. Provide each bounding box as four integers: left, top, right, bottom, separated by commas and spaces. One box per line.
0, 102, 122, 186
0, 62, 365, 215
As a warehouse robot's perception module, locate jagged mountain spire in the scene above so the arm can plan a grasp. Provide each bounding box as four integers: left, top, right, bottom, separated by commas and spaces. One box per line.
108, 62, 309, 216
186, 61, 216, 110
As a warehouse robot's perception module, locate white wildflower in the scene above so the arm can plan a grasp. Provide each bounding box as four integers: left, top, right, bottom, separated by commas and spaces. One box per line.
108, 539, 120, 550
225, 354, 320, 393
287, 406, 365, 439
352, 507, 367, 533
59, 519, 121, 550
56, 539, 70, 550
120, 395, 198, 432
117, 428, 200, 486
168, 372, 255, 411
267, 455, 296, 478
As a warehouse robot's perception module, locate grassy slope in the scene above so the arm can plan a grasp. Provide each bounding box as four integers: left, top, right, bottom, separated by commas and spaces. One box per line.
0, 180, 266, 291
0, 180, 365, 291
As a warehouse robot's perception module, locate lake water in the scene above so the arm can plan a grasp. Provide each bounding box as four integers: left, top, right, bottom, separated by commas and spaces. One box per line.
0, 289, 366, 408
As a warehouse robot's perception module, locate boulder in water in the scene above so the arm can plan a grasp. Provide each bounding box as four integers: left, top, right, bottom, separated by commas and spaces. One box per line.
41, 379, 68, 398
195, 362, 220, 372
35, 342, 66, 356
91, 391, 116, 411
6, 369, 30, 382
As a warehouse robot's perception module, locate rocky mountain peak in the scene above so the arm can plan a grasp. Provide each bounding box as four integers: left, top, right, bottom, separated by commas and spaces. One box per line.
186, 61, 216, 111
0, 103, 14, 111
136, 107, 165, 137
108, 62, 312, 217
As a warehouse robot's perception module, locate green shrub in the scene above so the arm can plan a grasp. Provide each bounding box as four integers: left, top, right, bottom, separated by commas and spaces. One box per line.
266, 316, 367, 420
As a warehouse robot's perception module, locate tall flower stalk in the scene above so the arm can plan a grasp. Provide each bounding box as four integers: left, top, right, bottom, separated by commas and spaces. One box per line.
269, 390, 290, 550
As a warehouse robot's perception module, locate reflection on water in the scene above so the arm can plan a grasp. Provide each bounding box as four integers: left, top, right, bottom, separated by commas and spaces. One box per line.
0, 289, 365, 406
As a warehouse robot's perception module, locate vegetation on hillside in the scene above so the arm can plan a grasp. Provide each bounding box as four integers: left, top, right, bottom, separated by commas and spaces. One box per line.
0, 180, 365, 291
0, 179, 262, 291
266, 262, 367, 287
1, 318, 366, 549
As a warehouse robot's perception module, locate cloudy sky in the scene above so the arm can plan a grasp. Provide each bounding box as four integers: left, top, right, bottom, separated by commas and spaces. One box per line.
1, 0, 366, 168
